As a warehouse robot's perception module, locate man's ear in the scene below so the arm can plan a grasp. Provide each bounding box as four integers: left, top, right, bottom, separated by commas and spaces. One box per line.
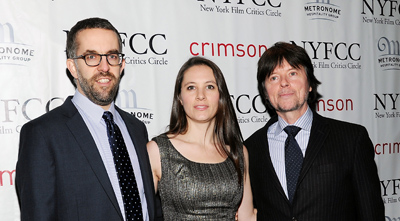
120, 59, 126, 74
66, 59, 78, 79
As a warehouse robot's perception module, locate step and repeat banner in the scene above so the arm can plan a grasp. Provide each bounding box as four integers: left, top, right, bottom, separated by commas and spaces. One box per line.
1, 0, 399, 220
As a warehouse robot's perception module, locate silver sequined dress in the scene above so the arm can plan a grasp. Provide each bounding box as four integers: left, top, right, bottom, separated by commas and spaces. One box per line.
153, 134, 244, 221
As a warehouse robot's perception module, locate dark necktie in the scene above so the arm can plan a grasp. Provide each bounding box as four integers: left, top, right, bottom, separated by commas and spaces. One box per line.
284, 125, 303, 203
103, 111, 143, 221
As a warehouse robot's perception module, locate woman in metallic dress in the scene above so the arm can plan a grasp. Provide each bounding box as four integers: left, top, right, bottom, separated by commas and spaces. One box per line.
147, 56, 257, 221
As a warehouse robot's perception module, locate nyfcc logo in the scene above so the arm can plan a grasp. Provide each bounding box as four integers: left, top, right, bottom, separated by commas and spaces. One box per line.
120, 32, 168, 66
381, 178, 400, 206
291, 40, 361, 70
362, 0, 400, 26
373, 93, 400, 119
230, 94, 270, 125
63, 30, 169, 66
0, 97, 65, 135
0, 22, 35, 66
385, 216, 400, 221
304, 0, 341, 22
377, 37, 400, 71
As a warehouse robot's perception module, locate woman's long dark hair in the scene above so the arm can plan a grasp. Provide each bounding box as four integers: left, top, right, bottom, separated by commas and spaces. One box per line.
166, 56, 244, 184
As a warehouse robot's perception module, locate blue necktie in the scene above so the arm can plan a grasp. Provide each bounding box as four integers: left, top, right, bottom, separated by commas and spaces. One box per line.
284, 125, 303, 203
103, 111, 143, 221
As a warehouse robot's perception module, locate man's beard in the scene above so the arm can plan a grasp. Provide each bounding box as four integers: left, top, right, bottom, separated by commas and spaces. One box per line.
276, 98, 307, 113
270, 90, 309, 113
76, 70, 120, 106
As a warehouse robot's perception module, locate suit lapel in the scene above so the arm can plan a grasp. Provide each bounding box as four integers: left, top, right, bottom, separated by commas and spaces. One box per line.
116, 107, 149, 177
298, 113, 329, 184
62, 97, 123, 219
117, 107, 155, 220
263, 116, 289, 201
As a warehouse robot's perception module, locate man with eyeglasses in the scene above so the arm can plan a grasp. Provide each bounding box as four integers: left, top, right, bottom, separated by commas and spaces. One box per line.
16, 17, 162, 221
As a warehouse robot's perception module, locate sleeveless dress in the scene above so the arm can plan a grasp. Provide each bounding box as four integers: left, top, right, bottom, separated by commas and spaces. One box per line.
153, 134, 244, 221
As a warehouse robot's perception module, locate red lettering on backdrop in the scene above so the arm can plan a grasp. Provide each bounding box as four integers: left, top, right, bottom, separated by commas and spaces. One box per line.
189, 41, 267, 57
0, 170, 15, 186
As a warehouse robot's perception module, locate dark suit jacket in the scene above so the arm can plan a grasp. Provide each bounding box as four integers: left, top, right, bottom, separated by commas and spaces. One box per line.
244, 112, 384, 221
16, 96, 161, 221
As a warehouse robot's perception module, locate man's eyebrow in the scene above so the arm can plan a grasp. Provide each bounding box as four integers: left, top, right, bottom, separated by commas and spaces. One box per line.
81, 49, 120, 54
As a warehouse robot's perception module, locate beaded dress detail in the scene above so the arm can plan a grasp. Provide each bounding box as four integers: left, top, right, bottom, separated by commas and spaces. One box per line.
153, 134, 244, 221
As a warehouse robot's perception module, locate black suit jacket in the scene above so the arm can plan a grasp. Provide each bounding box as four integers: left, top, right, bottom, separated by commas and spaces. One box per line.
16, 96, 161, 221
244, 112, 384, 221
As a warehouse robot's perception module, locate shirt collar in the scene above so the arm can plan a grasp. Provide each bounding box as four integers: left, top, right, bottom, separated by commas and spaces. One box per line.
275, 106, 313, 136
72, 89, 116, 122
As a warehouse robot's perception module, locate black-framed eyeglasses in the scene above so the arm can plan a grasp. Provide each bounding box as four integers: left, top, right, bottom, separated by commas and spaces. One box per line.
71, 53, 125, 67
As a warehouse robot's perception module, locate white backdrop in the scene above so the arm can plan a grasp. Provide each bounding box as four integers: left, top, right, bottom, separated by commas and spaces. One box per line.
1, 0, 399, 220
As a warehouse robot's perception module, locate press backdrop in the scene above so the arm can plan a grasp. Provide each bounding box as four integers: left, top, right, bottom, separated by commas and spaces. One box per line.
1, 0, 399, 220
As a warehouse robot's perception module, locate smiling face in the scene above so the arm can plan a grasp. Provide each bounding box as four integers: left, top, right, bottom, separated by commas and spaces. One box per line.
67, 28, 125, 110
180, 65, 220, 125
264, 59, 311, 120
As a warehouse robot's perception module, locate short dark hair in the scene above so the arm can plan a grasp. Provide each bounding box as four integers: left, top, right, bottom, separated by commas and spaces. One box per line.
66, 17, 122, 59
167, 56, 244, 184
257, 42, 322, 111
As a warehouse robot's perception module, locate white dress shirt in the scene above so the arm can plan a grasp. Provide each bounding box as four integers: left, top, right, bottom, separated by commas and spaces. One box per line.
72, 90, 149, 221
267, 107, 313, 198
